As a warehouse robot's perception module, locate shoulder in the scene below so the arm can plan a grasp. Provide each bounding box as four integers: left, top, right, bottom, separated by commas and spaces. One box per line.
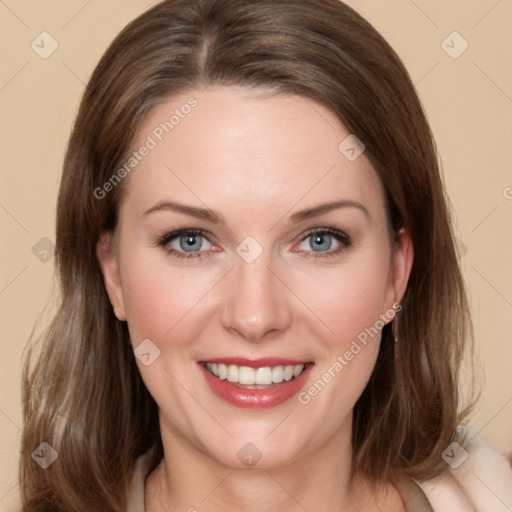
415, 433, 512, 512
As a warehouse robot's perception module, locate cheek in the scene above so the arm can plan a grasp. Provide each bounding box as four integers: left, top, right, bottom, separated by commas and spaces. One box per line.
292, 255, 391, 348
120, 248, 221, 346
293, 265, 390, 425
291, 254, 391, 407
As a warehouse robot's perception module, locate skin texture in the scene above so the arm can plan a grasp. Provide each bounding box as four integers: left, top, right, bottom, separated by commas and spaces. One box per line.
97, 85, 414, 511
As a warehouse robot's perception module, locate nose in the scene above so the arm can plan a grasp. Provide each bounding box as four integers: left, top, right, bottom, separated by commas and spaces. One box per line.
220, 249, 292, 343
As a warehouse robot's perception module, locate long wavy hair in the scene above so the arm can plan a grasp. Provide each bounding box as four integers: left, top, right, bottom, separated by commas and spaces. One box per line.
20, 0, 476, 510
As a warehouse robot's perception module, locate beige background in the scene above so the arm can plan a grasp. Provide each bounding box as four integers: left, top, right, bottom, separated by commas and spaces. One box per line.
1, 0, 511, 506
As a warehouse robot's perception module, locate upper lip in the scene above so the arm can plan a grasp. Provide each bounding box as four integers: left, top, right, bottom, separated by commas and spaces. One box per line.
200, 357, 312, 368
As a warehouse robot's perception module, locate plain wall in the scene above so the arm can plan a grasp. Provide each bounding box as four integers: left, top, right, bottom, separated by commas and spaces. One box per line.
1, 0, 511, 506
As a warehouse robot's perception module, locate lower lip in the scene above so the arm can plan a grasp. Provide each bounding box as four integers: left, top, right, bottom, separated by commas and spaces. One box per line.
199, 363, 313, 408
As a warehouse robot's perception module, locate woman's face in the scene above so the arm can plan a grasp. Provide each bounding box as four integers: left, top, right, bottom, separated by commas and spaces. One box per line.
97, 85, 413, 469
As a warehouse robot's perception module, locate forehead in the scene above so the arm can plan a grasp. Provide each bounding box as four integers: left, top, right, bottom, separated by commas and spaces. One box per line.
121, 85, 386, 222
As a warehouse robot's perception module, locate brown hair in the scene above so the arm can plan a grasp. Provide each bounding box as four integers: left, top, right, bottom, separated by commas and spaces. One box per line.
20, 0, 475, 510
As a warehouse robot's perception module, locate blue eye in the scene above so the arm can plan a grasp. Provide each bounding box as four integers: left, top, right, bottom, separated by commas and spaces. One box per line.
157, 229, 214, 260
178, 233, 203, 252
296, 229, 351, 258
157, 227, 351, 261
308, 233, 333, 252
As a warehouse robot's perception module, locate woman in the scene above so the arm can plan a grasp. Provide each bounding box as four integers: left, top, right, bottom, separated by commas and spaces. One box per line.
16, 0, 512, 511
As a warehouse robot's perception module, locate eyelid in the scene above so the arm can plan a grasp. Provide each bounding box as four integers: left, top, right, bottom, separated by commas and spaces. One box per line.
292, 227, 352, 255
156, 226, 352, 260
156, 228, 214, 246
297, 226, 351, 243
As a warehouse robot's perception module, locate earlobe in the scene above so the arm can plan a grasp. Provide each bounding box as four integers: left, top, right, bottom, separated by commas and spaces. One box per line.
384, 227, 414, 316
96, 231, 127, 321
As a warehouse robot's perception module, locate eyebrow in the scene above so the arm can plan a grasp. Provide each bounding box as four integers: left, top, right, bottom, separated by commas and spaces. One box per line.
143, 199, 370, 224
287, 200, 370, 223
143, 201, 224, 223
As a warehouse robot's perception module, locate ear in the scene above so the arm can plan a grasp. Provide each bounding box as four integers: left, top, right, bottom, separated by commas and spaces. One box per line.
382, 227, 414, 319
96, 231, 127, 321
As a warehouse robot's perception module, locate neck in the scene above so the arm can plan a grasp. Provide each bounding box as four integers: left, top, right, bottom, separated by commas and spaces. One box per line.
144, 415, 395, 512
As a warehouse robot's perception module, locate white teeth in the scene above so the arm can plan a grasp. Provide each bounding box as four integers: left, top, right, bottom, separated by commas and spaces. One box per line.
206, 362, 220, 377
238, 366, 255, 385
226, 364, 238, 383
205, 363, 305, 385
255, 367, 272, 385
283, 365, 294, 381
272, 366, 284, 383
293, 364, 303, 377
218, 363, 227, 380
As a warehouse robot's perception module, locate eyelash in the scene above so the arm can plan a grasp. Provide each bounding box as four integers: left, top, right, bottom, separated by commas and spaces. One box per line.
156, 228, 352, 261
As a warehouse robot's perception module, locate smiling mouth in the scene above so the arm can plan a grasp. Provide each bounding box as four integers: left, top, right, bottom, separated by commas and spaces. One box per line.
200, 362, 311, 388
